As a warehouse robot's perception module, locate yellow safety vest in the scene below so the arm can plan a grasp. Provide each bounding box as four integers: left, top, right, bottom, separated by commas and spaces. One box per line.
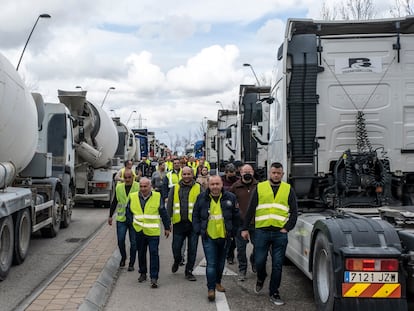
115, 181, 139, 222
255, 181, 290, 229
130, 191, 161, 236
172, 183, 201, 224
165, 161, 173, 171
187, 161, 198, 175
167, 170, 182, 188
203, 161, 211, 172
207, 194, 226, 239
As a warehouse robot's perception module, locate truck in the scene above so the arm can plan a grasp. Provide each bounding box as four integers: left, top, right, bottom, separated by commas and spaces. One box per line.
236, 84, 271, 180
132, 128, 149, 159
267, 17, 414, 310
112, 117, 138, 173
56, 90, 119, 208
216, 109, 238, 173
0, 53, 75, 280
193, 139, 205, 159
205, 120, 218, 172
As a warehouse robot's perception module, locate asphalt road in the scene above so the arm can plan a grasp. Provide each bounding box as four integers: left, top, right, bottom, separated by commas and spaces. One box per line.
0, 204, 108, 311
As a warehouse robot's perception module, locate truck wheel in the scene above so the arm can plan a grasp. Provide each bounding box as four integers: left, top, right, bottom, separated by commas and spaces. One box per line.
41, 191, 62, 238
313, 233, 335, 311
0, 216, 14, 281
61, 188, 73, 228
13, 208, 31, 265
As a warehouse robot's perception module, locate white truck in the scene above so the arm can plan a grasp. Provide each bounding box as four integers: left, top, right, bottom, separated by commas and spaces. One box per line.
0, 53, 75, 280
216, 109, 238, 173
268, 17, 414, 310
56, 90, 119, 208
112, 116, 138, 170
205, 120, 218, 173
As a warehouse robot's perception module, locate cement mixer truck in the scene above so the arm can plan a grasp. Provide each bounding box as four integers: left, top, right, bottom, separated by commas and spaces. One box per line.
56, 90, 119, 208
0, 53, 75, 280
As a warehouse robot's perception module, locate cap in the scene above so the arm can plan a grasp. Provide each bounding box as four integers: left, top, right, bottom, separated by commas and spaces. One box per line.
225, 163, 236, 172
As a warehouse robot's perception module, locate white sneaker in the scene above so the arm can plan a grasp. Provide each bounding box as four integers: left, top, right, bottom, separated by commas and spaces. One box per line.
270, 293, 285, 306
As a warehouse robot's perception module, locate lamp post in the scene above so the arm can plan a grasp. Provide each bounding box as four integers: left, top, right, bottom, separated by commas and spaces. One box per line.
126, 110, 137, 125
243, 63, 260, 86
101, 87, 115, 107
163, 130, 173, 151
16, 14, 51, 71
75, 85, 83, 90
216, 100, 224, 109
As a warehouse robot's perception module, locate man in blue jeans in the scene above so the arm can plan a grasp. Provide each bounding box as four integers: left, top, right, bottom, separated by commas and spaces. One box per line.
108, 169, 139, 271
167, 166, 201, 281
241, 162, 298, 306
193, 175, 239, 302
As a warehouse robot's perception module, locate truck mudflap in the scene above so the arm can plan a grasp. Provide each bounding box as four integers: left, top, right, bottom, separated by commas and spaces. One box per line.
311, 216, 407, 311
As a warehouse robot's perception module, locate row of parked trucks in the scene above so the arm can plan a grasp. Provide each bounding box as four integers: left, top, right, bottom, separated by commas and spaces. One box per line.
0, 50, 165, 280
205, 16, 414, 311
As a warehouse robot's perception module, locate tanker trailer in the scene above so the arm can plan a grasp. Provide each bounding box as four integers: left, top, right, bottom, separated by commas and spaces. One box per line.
0, 53, 71, 280
57, 90, 118, 207
112, 117, 137, 169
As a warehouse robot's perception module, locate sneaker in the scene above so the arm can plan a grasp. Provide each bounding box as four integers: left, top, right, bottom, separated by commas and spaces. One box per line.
138, 273, 147, 283
185, 272, 196, 281
119, 258, 126, 267
270, 293, 285, 306
127, 265, 134, 272
237, 272, 246, 281
171, 261, 179, 273
208, 289, 215, 302
215, 283, 225, 292
254, 279, 264, 294
150, 278, 158, 288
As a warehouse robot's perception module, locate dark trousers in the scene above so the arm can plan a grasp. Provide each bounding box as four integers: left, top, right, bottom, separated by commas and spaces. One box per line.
116, 220, 136, 265
255, 229, 288, 296
172, 229, 198, 274
136, 231, 160, 280
235, 225, 255, 273
202, 236, 229, 290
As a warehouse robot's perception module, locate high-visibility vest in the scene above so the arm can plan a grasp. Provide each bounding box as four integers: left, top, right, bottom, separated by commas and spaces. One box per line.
187, 161, 198, 175
130, 191, 161, 236
203, 160, 211, 172
167, 170, 182, 188
172, 183, 201, 224
165, 161, 173, 171
115, 181, 139, 222
207, 194, 226, 239
255, 181, 290, 229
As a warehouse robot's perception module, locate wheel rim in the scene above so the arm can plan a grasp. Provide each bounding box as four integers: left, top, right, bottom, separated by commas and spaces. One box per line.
19, 212, 31, 254
317, 249, 330, 303
0, 223, 11, 267
53, 194, 62, 229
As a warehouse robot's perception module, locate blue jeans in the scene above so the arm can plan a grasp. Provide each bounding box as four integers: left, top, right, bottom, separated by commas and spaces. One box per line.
172, 230, 198, 274
136, 231, 160, 280
235, 225, 255, 273
255, 229, 288, 296
116, 220, 136, 265
201, 236, 229, 290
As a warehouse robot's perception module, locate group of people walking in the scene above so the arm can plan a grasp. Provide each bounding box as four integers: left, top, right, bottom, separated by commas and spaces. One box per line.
108, 156, 298, 306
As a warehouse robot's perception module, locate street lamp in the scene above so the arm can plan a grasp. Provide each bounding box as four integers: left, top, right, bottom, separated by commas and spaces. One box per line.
75, 85, 83, 90
16, 13, 51, 71
216, 100, 224, 109
163, 130, 173, 151
126, 110, 137, 125
101, 86, 115, 107
243, 63, 260, 86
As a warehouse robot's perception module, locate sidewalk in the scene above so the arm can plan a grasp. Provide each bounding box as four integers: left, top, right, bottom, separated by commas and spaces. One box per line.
24, 223, 119, 311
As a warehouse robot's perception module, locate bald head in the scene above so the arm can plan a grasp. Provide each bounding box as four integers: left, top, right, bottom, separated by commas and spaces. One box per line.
139, 177, 152, 196
208, 175, 223, 196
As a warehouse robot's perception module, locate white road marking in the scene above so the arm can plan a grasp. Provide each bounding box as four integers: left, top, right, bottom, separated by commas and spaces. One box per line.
193, 257, 236, 311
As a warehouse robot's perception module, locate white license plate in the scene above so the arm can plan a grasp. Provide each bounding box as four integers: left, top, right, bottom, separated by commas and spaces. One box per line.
344, 271, 398, 283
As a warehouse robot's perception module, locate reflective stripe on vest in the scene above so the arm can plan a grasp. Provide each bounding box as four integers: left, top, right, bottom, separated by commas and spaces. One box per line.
172, 183, 201, 224
255, 181, 290, 229
207, 194, 226, 239
167, 170, 182, 188
115, 181, 139, 222
130, 191, 162, 236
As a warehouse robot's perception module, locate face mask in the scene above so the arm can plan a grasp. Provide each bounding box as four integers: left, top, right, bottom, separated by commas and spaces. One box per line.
243, 173, 253, 181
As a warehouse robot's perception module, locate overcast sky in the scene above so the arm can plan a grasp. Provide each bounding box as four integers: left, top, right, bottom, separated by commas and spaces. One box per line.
0, 0, 399, 147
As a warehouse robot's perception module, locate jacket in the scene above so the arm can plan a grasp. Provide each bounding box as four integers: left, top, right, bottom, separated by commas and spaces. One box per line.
192, 189, 239, 239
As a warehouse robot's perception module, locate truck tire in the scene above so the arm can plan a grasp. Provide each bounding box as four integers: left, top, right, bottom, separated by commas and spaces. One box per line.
13, 208, 31, 265
0, 216, 14, 281
61, 187, 74, 228
313, 233, 335, 311
41, 191, 62, 238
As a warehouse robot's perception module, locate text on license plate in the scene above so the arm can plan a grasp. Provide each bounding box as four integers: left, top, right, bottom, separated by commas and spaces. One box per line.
344, 271, 398, 283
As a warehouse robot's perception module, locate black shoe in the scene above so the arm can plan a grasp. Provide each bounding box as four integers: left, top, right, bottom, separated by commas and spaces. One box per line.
254, 279, 264, 294
185, 272, 196, 281
151, 278, 158, 288
179, 259, 185, 266
127, 265, 134, 271
138, 273, 147, 282
251, 263, 257, 273
172, 261, 179, 273
120, 258, 126, 267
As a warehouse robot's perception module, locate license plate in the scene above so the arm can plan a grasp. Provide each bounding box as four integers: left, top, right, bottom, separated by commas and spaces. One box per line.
344, 271, 398, 283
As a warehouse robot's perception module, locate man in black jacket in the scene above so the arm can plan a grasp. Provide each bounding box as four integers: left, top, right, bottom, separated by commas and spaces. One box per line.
193, 175, 239, 302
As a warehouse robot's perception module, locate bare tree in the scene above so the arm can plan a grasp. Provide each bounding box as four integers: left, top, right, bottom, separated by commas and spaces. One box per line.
390, 0, 414, 16
320, 0, 375, 20
321, 1, 338, 20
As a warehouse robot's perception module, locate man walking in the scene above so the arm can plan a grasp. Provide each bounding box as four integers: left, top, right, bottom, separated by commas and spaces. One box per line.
108, 169, 139, 271
230, 164, 258, 281
241, 162, 298, 306
167, 166, 201, 281
193, 175, 239, 302
130, 177, 171, 288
